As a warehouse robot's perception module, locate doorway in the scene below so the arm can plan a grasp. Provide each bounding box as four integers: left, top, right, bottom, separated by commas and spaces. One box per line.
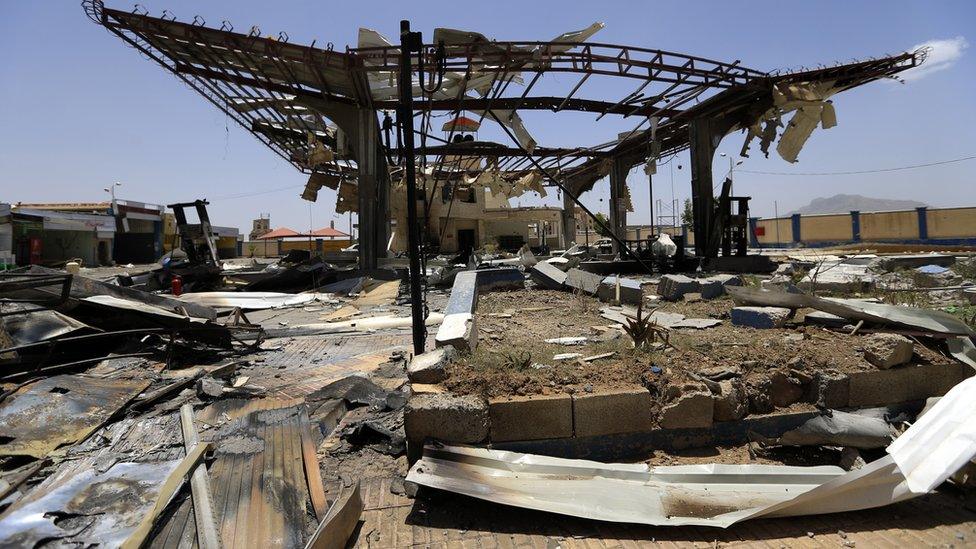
456, 229, 476, 254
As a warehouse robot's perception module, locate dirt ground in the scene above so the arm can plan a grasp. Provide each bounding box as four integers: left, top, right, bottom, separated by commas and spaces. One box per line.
444, 286, 957, 402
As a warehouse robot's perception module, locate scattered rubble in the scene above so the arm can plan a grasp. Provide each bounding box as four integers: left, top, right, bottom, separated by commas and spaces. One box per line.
862, 333, 914, 369
731, 306, 793, 328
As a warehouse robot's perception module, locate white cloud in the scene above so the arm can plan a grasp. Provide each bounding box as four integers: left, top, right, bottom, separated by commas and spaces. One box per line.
901, 36, 968, 82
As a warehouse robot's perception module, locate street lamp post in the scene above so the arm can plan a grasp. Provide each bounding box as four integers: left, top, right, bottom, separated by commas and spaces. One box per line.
103, 181, 122, 208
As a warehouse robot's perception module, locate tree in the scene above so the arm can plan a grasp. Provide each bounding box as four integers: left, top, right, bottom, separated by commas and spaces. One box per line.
593, 212, 612, 237
681, 198, 694, 227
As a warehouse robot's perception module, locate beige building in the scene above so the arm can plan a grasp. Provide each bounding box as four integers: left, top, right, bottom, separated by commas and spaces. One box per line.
391, 183, 564, 253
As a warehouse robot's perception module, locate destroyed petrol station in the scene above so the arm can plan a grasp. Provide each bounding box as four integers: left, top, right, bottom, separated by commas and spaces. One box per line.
2, 1, 976, 547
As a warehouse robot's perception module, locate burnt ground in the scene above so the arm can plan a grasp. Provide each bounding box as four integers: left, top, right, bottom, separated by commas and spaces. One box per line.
444, 286, 956, 403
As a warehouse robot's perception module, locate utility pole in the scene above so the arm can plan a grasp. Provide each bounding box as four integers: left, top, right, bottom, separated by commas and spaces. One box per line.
398, 20, 426, 355
648, 172, 654, 237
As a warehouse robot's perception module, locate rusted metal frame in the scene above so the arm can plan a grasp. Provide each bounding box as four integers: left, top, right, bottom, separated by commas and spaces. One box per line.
624, 58, 694, 118
219, 31, 324, 151
595, 75, 654, 121
174, 64, 354, 108
167, 31, 311, 158
431, 63, 738, 88
422, 67, 472, 217
261, 38, 334, 149
179, 26, 300, 141
102, 20, 297, 169
473, 64, 512, 127
421, 144, 608, 158
506, 70, 543, 113
104, 8, 351, 72
351, 40, 765, 81
555, 72, 592, 112
420, 46, 749, 86
386, 94, 683, 117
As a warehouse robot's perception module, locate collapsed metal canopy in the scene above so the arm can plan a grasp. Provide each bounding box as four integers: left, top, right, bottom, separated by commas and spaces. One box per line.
84, 0, 922, 260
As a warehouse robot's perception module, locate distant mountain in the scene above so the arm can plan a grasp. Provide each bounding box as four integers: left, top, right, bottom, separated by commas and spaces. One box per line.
790, 194, 927, 215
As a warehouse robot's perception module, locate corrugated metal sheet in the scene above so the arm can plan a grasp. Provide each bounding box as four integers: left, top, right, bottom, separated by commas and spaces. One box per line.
0, 374, 150, 458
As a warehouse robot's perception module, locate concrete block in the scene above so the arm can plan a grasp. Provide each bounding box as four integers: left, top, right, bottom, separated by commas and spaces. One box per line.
565, 268, 603, 296
809, 370, 850, 408
475, 267, 525, 292
435, 312, 477, 353
572, 387, 654, 436
712, 380, 748, 422
656, 274, 700, 301
489, 393, 573, 442
848, 362, 970, 407
730, 306, 792, 329
404, 393, 488, 443
436, 271, 479, 352
407, 347, 456, 384
530, 262, 568, 290
862, 333, 914, 369
597, 276, 644, 305
769, 370, 805, 408
659, 390, 714, 429
699, 274, 742, 299
798, 262, 875, 293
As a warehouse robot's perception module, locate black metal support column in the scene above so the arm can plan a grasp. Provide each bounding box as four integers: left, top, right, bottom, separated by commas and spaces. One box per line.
398, 20, 426, 355
561, 191, 576, 248
689, 118, 718, 258
608, 158, 627, 255
356, 108, 379, 270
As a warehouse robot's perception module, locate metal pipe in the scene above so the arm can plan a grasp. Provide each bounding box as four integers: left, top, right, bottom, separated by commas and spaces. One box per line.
398, 20, 426, 355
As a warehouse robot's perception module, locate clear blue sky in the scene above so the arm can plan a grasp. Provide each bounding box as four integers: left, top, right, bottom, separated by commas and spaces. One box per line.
2, 1, 973, 234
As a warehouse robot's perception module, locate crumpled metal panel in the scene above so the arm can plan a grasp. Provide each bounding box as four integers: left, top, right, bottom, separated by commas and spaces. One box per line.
0, 458, 184, 547
0, 374, 151, 458
407, 376, 976, 527
1, 304, 96, 346
727, 286, 976, 367
176, 291, 329, 310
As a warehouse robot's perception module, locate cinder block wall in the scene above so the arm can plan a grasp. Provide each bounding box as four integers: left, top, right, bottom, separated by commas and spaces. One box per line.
751, 206, 976, 248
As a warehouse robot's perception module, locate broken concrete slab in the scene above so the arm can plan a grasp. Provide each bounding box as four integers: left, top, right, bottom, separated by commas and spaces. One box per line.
872, 253, 956, 271
408, 347, 456, 384
530, 261, 568, 290
659, 390, 714, 429
545, 336, 588, 346
769, 371, 805, 408
848, 362, 969, 407
798, 262, 875, 293
597, 276, 645, 305
404, 393, 489, 444
699, 274, 743, 299
810, 370, 850, 409
862, 333, 914, 369
565, 268, 604, 296
731, 306, 792, 329
656, 274, 699, 301
572, 387, 654, 436
436, 271, 479, 352
489, 394, 573, 442
712, 380, 748, 422
474, 267, 526, 292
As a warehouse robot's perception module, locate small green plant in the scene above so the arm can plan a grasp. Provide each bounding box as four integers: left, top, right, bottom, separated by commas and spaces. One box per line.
502, 350, 532, 370
622, 303, 667, 349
